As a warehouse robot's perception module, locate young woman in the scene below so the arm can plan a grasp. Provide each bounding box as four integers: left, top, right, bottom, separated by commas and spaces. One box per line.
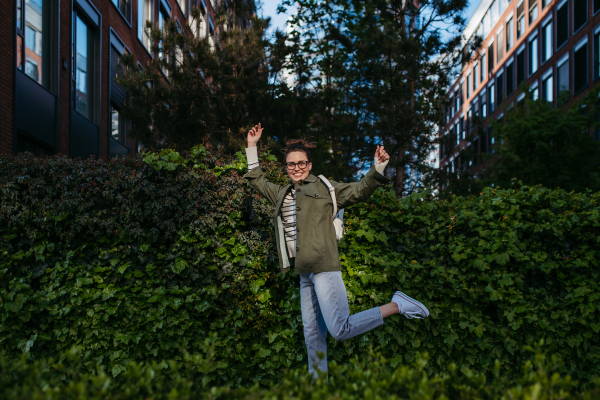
244, 123, 430, 377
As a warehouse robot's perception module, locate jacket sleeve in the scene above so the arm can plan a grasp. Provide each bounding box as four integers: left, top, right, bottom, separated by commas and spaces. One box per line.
331, 166, 390, 209
243, 166, 283, 206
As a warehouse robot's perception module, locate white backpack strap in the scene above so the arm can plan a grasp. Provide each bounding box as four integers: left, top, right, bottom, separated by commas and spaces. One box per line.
317, 175, 337, 218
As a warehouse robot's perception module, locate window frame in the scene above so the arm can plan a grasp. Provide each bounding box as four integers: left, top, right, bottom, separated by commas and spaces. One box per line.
556, 52, 570, 94
137, 0, 155, 57
556, 0, 569, 50
506, 56, 515, 96
528, 31, 539, 76
573, 0, 588, 35
594, 24, 600, 81
110, 0, 132, 26
71, 0, 102, 125
506, 14, 515, 51
109, 29, 131, 150
542, 67, 554, 103
517, 44, 526, 85
573, 36, 589, 94
531, 79, 540, 100
541, 15, 553, 64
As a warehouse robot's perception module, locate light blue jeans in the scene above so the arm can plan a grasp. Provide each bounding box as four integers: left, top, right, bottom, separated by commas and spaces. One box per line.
300, 271, 384, 377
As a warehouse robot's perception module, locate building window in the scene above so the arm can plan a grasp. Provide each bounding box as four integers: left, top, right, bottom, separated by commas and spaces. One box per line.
594, 25, 600, 80
488, 42, 495, 74
190, 0, 208, 39
595, 0, 600, 15
455, 94, 460, 113
506, 17, 514, 51
573, 0, 587, 33
556, 0, 569, 49
517, 46, 526, 85
467, 73, 472, 98
517, 0, 525, 38
532, 80, 539, 100
111, 104, 128, 144
529, 34, 539, 75
16, 0, 50, 87
542, 70, 553, 102
497, 29, 504, 62
158, 0, 172, 72
473, 62, 479, 90
481, 91, 487, 118
497, 71, 504, 104
542, 18, 552, 63
481, 54, 486, 82
111, 0, 131, 22
176, 0, 186, 15
506, 59, 514, 96
71, 7, 100, 122
489, 83, 495, 113
138, 0, 154, 51
72, 11, 96, 120
557, 53, 570, 94
574, 38, 588, 93
488, 126, 494, 154
529, 0, 538, 23
543, 0, 552, 8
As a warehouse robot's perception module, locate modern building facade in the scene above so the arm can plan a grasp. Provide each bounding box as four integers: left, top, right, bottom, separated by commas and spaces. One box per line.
1, 0, 239, 159
439, 0, 600, 174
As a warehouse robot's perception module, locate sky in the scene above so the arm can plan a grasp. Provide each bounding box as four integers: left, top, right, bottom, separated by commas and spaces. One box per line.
259, 0, 482, 35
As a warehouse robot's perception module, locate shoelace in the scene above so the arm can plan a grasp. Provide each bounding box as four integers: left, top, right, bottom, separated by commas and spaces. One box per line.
403, 311, 424, 320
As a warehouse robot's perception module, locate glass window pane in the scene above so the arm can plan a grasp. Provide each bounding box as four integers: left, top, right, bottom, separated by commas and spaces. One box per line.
138, 0, 153, 49
543, 21, 552, 62
558, 60, 569, 92
574, 43, 588, 92
595, 31, 600, 80
573, 0, 587, 32
489, 84, 495, 112
530, 4, 538, 22
24, 0, 45, 86
544, 75, 553, 102
529, 37, 538, 74
557, 2, 569, 47
74, 15, 90, 118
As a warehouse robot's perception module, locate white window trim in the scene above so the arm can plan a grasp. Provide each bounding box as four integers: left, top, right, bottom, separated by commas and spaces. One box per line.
542, 14, 552, 27
496, 68, 504, 78
517, 0, 524, 8
517, 92, 526, 101
529, 30, 539, 41
481, 49, 487, 55
488, 37, 495, 45
497, 112, 504, 119
542, 67, 553, 80
595, 23, 600, 35
506, 11, 515, 22
574, 36, 589, 51
556, 0, 568, 10
557, 52, 569, 67
506, 55, 515, 65
517, 43, 526, 53
488, 79, 495, 88
460, 77, 465, 84
531, 80, 539, 90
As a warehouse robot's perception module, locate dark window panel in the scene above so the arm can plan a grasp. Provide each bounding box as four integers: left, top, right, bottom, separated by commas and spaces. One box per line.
574, 42, 588, 93
557, 1, 569, 47
573, 0, 587, 32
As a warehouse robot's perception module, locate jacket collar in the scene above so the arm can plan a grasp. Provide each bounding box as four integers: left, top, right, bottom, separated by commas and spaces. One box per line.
295, 173, 318, 185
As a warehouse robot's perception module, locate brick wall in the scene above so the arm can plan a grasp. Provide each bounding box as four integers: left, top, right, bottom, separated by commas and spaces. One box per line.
0, 0, 14, 154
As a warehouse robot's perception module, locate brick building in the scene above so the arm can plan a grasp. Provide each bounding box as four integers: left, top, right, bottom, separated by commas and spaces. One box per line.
1, 0, 243, 158
439, 0, 600, 174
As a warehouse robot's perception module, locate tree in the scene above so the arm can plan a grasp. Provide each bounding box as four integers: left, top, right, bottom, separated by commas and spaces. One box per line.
280, 0, 470, 192
118, 0, 313, 153
444, 87, 600, 194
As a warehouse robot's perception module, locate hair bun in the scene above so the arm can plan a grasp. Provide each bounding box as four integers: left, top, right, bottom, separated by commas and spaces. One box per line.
285, 138, 317, 149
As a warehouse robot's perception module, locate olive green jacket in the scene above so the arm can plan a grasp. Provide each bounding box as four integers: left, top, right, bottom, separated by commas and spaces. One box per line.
244, 166, 390, 274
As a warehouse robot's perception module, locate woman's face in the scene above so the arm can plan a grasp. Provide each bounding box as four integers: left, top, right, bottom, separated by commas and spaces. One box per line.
286, 151, 312, 183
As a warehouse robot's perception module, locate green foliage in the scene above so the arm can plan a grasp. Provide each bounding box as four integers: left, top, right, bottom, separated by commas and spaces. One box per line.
1, 149, 600, 389
282, 0, 470, 192
118, 1, 312, 154
444, 87, 600, 195
1, 344, 599, 399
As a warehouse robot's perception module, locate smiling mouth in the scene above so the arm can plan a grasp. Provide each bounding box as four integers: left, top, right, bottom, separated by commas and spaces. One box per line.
292, 172, 303, 179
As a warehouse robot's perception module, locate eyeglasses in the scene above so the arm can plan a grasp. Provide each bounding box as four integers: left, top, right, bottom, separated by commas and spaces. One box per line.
285, 161, 310, 170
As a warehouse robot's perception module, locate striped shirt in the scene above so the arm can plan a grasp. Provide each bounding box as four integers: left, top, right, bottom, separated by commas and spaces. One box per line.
247, 148, 297, 258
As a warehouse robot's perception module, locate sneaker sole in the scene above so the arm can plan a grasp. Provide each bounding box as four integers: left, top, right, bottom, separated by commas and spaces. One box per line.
394, 291, 430, 318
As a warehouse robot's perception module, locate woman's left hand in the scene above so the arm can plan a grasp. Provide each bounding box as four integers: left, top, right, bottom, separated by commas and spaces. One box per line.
374, 144, 390, 174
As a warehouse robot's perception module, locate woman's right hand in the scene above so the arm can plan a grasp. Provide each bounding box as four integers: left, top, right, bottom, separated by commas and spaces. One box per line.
247, 123, 263, 147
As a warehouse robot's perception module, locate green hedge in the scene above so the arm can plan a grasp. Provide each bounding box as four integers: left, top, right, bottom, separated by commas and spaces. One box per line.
1, 148, 600, 387
2, 344, 599, 399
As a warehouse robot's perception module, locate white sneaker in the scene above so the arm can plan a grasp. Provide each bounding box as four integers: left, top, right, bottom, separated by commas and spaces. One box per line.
392, 291, 430, 319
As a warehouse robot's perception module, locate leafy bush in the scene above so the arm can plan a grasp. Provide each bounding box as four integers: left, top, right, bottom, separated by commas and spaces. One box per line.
1, 148, 600, 387
2, 344, 599, 399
